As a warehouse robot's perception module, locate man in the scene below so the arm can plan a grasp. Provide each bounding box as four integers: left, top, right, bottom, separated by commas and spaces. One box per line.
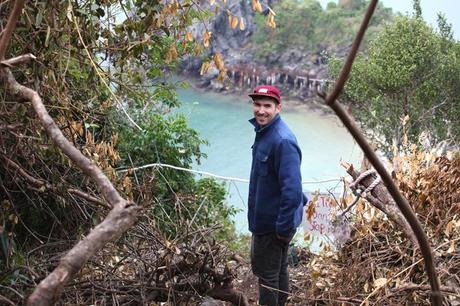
248, 85, 304, 306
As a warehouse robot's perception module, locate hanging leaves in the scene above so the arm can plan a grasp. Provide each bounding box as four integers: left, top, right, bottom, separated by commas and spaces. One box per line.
252, 0, 263, 13
203, 31, 212, 47
239, 17, 245, 30
217, 70, 226, 82
227, 11, 245, 31
213, 52, 224, 70
231, 16, 239, 29
213, 52, 226, 81
306, 200, 316, 222
200, 61, 212, 75
227, 10, 232, 25
266, 8, 276, 29
185, 31, 193, 42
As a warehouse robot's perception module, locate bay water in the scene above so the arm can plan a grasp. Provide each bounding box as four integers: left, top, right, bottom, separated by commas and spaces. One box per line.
176, 85, 361, 233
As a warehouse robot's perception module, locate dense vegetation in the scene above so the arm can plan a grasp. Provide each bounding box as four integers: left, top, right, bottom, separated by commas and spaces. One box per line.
1, 0, 460, 304
252, 0, 394, 58
287, 148, 460, 305
0, 0, 242, 304
329, 5, 460, 157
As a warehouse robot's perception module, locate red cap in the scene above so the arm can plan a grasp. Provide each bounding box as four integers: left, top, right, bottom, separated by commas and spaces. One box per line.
249, 85, 282, 104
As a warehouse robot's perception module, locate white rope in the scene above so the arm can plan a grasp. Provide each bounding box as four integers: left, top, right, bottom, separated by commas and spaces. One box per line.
349, 169, 375, 190
117, 162, 343, 185
349, 169, 381, 195
364, 176, 381, 194
118, 163, 249, 182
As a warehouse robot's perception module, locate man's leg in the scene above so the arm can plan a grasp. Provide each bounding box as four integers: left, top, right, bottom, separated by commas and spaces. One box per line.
277, 243, 289, 306
251, 233, 285, 306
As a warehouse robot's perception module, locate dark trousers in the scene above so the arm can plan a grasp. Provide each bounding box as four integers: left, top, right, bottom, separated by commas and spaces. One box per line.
251, 233, 291, 306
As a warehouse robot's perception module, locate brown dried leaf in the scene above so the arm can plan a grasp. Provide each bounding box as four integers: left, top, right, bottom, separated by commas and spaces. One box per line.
203, 31, 212, 48
239, 17, 245, 30
253, 0, 263, 13
231, 16, 238, 29
185, 32, 193, 42
200, 61, 212, 75
213, 52, 224, 70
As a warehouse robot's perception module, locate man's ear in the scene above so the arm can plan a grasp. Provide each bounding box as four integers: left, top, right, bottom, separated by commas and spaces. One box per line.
276, 103, 282, 112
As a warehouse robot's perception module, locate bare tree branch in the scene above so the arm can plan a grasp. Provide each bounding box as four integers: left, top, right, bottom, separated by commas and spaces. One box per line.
0, 53, 36, 67
0, 294, 16, 306
2, 155, 109, 208
318, 0, 442, 304
2, 68, 123, 207
0, 66, 142, 306
67, 188, 108, 208
0, 67, 142, 305
344, 163, 418, 247
0, 2, 142, 305
0, 0, 25, 59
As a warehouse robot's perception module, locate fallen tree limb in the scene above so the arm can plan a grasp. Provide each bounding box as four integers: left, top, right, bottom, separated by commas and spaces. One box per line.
0, 53, 36, 67
343, 163, 418, 247
392, 283, 459, 295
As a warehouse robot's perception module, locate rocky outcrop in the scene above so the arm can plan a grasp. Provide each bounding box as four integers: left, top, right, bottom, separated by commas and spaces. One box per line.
180, 0, 260, 76
179, 0, 350, 99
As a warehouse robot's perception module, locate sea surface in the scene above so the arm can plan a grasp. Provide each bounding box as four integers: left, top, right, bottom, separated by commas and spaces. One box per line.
176, 85, 361, 233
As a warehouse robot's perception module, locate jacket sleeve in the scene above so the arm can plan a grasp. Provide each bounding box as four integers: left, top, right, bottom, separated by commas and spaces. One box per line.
274, 138, 303, 237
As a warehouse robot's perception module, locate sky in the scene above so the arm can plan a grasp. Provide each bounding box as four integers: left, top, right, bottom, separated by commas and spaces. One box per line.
318, 0, 460, 40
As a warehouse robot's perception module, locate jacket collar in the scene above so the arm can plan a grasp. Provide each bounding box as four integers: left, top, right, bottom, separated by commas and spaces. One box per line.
249, 113, 281, 134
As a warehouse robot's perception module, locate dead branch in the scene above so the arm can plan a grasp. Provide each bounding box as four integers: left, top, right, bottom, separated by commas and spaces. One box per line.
0, 2, 142, 305
67, 188, 107, 208
318, 0, 442, 304
0, 294, 16, 306
2, 66, 140, 304
392, 283, 459, 295
0, 0, 24, 60
0, 53, 36, 67
3, 155, 47, 187
344, 164, 418, 246
52, 221, 249, 306
376, 282, 460, 304
2, 154, 109, 208
0, 122, 21, 130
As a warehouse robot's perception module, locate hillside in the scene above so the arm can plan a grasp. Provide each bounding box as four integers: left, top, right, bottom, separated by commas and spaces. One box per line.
181, 0, 395, 99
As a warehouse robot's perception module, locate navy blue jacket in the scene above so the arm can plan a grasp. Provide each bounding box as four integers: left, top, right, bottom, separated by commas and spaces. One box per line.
248, 114, 304, 237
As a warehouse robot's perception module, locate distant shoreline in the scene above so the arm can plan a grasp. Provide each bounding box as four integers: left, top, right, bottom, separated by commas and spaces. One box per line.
180, 75, 335, 117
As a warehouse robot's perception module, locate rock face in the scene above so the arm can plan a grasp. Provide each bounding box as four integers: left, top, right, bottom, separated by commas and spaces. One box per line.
180, 0, 259, 76
211, 0, 255, 53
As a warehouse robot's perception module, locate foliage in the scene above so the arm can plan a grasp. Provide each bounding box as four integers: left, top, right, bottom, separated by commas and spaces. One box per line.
290, 147, 460, 305
0, 0, 244, 303
329, 12, 460, 157
114, 99, 239, 239
252, 0, 394, 58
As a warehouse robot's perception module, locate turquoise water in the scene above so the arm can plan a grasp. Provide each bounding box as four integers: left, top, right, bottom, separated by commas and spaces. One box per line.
176, 85, 361, 233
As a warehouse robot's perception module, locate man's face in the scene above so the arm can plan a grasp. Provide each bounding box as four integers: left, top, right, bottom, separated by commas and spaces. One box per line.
252, 97, 281, 127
